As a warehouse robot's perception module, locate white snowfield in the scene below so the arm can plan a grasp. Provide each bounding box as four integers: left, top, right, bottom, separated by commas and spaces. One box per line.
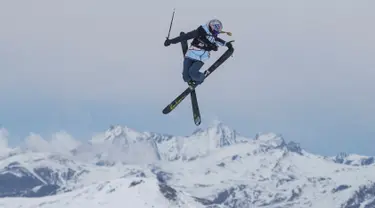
0, 122, 374, 208
0, 177, 204, 208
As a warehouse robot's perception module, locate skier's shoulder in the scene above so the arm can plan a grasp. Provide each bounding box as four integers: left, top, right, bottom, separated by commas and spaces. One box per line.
197, 24, 210, 36
182, 25, 206, 38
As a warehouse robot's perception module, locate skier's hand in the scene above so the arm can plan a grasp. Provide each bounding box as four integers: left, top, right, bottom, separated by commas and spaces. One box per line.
212, 44, 218, 51
164, 38, 171, 47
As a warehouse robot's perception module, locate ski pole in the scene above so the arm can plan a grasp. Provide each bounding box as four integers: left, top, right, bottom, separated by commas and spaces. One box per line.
166, 8, 175, 39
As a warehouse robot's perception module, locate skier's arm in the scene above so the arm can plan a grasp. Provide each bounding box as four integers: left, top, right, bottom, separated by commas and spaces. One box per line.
215, 37, 234, 49
214, 37, 226, 46
165, 26, 207, 46
168, 29, 200, 44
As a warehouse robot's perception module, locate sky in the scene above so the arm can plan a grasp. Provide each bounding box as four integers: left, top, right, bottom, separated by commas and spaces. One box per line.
1, 0, 374, 156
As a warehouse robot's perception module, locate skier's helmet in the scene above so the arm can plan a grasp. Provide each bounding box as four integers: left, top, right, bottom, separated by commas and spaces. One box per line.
208, 19, 223, 36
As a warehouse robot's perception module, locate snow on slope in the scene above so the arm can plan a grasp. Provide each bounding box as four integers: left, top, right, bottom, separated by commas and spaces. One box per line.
0, 122, 375, 207
0, 176, 204, 208
157, 132, 375, 208
151, 121, 251, 162
0, 151, 150, 197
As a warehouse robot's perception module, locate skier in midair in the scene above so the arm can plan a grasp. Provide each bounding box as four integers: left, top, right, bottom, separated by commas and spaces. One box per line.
164, 19, 233, 86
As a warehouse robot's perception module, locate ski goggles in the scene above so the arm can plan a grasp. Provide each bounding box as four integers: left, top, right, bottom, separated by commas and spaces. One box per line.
211, 24, 222, 36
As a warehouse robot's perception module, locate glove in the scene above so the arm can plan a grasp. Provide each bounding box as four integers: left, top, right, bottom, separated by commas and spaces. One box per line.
164, 38, 171, 47
212, 44, 218, 51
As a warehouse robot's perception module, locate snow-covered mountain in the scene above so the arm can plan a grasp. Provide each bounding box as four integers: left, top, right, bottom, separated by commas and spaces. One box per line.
331, 152, 375, 166
0, 122, 374, 208
71, 125, 161, 165
72, 122, 252, 163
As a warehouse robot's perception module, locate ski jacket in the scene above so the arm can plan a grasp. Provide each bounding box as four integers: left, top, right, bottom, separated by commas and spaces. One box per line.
168, 23, 226, 62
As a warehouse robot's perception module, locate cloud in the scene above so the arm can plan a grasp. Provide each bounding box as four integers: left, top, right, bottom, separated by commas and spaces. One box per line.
24, 133, 51, 153
0, 128, 9, 151
24, 131, 81, 154
50, 131, 81, 152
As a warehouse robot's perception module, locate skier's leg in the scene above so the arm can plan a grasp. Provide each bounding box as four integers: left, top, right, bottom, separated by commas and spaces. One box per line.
182, 58, 193, 82
188, 60, 205, 85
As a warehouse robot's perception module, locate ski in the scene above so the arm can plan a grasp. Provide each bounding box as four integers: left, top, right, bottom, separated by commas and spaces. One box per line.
179, 32, 201, 126
190, 87, 201, 125
162, 44, 234, 115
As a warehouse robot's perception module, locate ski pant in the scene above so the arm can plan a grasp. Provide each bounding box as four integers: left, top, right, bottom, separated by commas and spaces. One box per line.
182, 57, 205, 85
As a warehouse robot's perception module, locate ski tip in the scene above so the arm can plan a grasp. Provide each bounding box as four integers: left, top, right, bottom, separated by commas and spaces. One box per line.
163, 104, 177, 114
194, 118, 201, 126
162, 108, 170, 114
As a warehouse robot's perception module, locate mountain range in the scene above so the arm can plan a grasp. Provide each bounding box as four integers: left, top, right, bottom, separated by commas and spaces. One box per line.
0, 121, 374, 208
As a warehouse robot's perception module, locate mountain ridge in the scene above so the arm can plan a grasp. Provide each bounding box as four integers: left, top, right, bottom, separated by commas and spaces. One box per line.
0, 121, 374, 207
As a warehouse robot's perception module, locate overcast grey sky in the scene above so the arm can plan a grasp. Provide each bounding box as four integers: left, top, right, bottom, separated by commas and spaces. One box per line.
1, 0, 374, 156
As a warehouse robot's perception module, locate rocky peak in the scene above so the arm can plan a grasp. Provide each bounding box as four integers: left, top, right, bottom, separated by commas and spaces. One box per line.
286, 141, 303, 155
254, 132, 286, 149
333, 152, 375, 166
253, 133, 304, 155
74, 125, 161, 165
104, 125, 141, 145
191, 120, 246, 148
